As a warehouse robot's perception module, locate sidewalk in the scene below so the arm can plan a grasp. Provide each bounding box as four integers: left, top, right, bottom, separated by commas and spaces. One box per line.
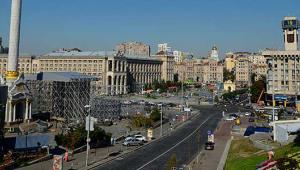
189, 120, 233, 170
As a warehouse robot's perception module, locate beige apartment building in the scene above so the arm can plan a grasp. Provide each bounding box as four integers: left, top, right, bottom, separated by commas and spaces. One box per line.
0, 49, 174, 95
249, 54, 267, 81
224, 57, 236, 72
0, 54, 34, 75
235, 56, 253, 88
200, 59, 223, 84
174, 59, 196, 82
173, 56, 223, 84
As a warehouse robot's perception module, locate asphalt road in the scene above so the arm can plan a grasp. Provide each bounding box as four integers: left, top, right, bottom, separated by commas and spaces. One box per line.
93, 105, 235, 170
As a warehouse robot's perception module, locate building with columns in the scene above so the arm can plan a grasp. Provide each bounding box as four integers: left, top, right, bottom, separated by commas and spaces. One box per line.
156, 51, 175, 82
0, 49, 174, 95
126, 55, 162, 92
263, 16, 300, 106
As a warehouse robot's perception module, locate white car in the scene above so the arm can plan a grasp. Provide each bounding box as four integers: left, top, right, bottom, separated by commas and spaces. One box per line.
224, 116, 236, 121
134, 135, 147, 142
124, 136, 133, 141
123, 138, 143, 146
245, 112, 251, 116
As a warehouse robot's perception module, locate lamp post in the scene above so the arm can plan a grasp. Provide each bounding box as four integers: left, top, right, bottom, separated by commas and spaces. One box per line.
84, 105, 91, 167
158, 104, 163, 137
272, 57, 275, 122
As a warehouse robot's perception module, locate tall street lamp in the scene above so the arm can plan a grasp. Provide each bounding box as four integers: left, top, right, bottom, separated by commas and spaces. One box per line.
84, 104, 91, 167
158, 104, 163, 137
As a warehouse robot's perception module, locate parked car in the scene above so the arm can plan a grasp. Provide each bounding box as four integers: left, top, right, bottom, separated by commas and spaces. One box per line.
205, 141, 215, 150
134, 135, 147, 142
224, 116, 236, 121
244, 112, 251, 116
124, 136, 133, 141
248, 117, 255, 122
123, 138, 143, 146
229, 113, 239, 118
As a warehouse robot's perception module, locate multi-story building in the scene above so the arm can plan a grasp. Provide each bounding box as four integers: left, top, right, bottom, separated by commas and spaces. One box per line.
173, 47, 223, 84
126, 55, 162, 92
0, 54, 34, 76
263, 16, 300, 105
0, 49, 174, 95
224, 53, 236, 72
173, 50, 184, 63
235, 56, 253, 88
116, 42, 150, 56
249, 53, 267, 81
200, 58, 223, 84
158, 43, 172, 53
174, 58, 195, 82
156, 51, 175, 82
0, 37, 8, 54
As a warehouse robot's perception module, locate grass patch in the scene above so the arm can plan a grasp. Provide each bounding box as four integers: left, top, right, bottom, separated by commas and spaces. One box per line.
225, 138, 300, 170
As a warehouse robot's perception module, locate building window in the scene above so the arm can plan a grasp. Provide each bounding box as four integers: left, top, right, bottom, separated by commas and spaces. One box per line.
287, 34, 295, 43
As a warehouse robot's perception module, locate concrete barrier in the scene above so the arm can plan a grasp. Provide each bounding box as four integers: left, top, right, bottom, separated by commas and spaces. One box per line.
217, 136, 232, 170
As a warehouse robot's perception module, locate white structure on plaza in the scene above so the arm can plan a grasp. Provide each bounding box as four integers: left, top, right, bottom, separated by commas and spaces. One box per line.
272, 120, 300, 143
5, 0, 32, 125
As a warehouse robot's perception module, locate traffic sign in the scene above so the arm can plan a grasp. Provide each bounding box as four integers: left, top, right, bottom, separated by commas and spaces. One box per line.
86, 116, 95, 131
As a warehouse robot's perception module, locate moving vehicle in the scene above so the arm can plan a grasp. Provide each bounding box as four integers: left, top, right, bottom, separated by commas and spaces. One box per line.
123, 138, 143, 146
205, 141, 215, 150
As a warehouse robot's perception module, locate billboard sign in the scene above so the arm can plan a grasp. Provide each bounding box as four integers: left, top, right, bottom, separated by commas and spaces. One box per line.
52, 155, 63, 170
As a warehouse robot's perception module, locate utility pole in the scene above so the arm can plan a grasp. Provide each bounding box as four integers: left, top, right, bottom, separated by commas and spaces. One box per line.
158, 104, 163, 137
248, 68, 252, 106
182, 80, 184, 107
272, 57, 275, 122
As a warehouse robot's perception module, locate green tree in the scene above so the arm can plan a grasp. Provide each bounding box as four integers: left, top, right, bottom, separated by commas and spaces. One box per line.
223, 68, 235, 82
174, 73, 179, 83
214, 95, 219, 103
277, 109, 284, 120
251, 73, 257, 85
55, 125, 111, 148
150, 108, 161, 122
167, 154, 177, 170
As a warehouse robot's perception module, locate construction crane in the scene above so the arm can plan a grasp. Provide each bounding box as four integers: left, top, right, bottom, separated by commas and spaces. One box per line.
257, 89, 265, 106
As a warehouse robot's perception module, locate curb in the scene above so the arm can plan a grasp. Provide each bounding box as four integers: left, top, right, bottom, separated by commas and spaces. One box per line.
217, 136, 233, 170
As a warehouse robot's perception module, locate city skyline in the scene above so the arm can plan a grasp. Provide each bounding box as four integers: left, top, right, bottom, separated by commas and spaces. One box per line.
0, 0, 300, 56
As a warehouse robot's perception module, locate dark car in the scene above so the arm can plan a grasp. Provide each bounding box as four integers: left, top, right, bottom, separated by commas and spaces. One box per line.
229, 113, 239, 118
205, 142, 215, 150
248, 117, 255, 122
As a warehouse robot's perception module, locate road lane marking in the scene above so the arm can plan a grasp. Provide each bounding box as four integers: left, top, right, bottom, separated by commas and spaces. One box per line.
136, 114, 214, 170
